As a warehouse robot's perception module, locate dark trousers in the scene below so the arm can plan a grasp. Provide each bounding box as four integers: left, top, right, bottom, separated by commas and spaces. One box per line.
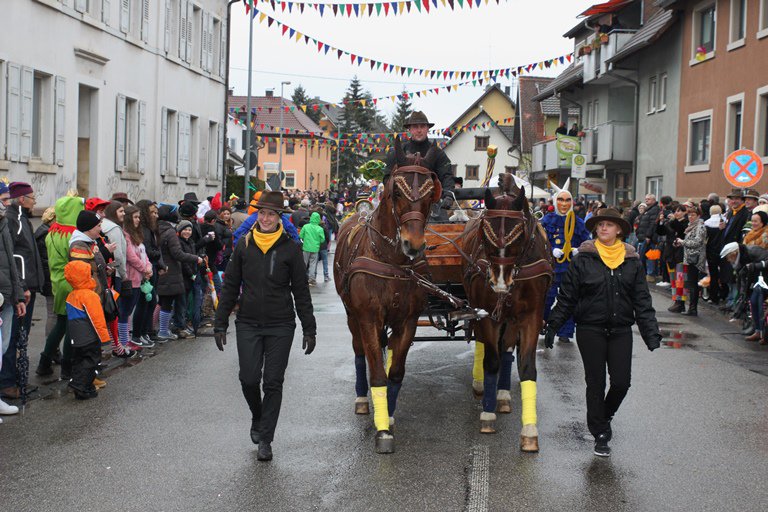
708, 256, 728, 303
133, 291, 157, 338
576, 325, 633, 437
0, 292, 36, 388
235, 321, 294, 443
686, 265, 700, 311
172, 291, 189, 331
117, 286, 140, 323
70, 341, 100, 393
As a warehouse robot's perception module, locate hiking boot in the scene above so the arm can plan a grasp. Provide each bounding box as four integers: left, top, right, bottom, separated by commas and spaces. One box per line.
667, 301, 685, 313
594, 433, 611, 457
257, 442, 273, 461
36, 353, 54, 376
72, 388, 98, 400
1, 387, 20, 400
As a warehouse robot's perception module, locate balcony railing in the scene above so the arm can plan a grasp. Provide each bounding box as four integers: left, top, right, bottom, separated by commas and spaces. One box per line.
583, 121, 634, 163
581, 30, 636, 83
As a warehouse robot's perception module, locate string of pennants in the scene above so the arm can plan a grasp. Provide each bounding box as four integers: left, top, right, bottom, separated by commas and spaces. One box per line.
243, 0, 507, 16
232, 115, 515, 140
254, 135, 447, 152
248, 6, 573, 79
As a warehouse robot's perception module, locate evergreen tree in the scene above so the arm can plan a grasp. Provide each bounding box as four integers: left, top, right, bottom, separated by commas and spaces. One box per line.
291, 84, 322, 125
335, 77, 385, 185
390, 88, 412, 132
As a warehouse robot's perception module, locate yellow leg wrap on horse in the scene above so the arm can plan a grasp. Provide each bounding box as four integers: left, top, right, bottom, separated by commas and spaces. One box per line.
371, 386, 390, 431
520, 380, 537, 426
385, 348, 393, 377
472, 342, 485, 382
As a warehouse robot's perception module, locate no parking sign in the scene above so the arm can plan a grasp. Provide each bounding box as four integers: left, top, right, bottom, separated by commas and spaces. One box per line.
723, 149, 764, 188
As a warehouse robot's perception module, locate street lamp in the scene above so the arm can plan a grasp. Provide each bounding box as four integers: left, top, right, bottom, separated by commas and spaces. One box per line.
278, 81, 291, 178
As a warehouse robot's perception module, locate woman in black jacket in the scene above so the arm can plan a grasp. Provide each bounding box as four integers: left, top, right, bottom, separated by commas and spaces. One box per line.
545, 208, 662, 458
213, 191, 316, 462
156, 206, 202, 341
657, 205, 689, 312
133, 200, 165, 344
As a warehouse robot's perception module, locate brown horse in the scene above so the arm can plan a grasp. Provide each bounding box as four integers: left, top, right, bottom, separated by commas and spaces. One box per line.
461, 175, 553, 452
333, 139, 442, 454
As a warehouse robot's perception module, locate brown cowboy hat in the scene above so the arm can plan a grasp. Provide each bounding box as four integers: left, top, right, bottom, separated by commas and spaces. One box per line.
254, 191, 287, 213
744, 188, 760, 200
727, 188, 745, 199
404, 111, 435, 128
585, 208, 631, 237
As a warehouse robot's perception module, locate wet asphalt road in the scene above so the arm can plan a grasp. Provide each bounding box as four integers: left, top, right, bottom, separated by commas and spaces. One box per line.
2, 275, 768, 511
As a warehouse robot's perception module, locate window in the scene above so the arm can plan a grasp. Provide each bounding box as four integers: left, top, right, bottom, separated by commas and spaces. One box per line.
228, 137, 237, 151
647, 177, 663, 199
725, 95, 744, 153
208, 121, 219, 179
179, 0, 193, 63
754, 86, 768, 157
286, 139, 295, 155
586, 102, 593, 128
192, 5, 202, 67
648, 76, 658, 114
268, 139, 277, 154
729, 0, 747, 46
687, 110, 713, 170
284, 171, 296, 188
593, 100, 599, 126
161, 107, 178, 176
760, 0, 768, 35
474, 136, 489, 151
658, 73, 668, 111
450, 164, 458, 175
466, 165, 479, 180
692, 3, 716, 62
116, 94, 144, 172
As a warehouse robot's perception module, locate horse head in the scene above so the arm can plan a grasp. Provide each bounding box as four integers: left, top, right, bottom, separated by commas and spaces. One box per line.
482, 182, 531, 293
382, 137, 442, 259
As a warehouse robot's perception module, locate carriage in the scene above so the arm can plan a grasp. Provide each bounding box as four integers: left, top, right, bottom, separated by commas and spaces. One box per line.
334, 140, 553, 454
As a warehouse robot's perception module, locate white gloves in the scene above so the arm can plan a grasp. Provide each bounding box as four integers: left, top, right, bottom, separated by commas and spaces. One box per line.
571, 248, 579, 256
552, 248, 564, 258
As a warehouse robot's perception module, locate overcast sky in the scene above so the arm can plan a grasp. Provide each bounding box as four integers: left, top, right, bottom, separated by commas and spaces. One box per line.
228, 0, 595, 129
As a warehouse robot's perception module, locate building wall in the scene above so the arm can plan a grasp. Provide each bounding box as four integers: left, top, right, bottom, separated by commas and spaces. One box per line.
444, 113, 520, 188
676, 0, 768, 197
636, 23, 683, 199
453, 89, 516, 129
257, 138, 332, 191
0, 0, 228, 209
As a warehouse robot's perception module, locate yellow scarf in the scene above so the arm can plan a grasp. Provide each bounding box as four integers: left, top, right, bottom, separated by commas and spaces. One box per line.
594, 239, 626, 270
249, 223, 283, 254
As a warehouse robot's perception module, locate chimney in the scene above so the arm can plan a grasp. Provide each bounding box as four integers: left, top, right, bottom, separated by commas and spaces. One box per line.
228, 88, 234, 96
266, 90, 274, 97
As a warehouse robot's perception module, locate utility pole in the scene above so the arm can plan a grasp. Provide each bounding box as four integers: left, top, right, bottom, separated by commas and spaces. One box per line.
243, 3, 254, 200
278, 81, 291, 178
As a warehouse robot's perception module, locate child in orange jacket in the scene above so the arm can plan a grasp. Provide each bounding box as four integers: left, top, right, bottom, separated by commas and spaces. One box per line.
64, 261, 112, 400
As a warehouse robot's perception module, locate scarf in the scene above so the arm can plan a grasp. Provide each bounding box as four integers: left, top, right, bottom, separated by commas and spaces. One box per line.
684, 218, 703, 236
249, 223, 283, 254
744, 226, 768, 247
594, 239, 626, 270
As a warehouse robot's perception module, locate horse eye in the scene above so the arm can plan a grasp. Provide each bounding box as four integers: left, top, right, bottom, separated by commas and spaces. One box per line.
393, 190, 401, 198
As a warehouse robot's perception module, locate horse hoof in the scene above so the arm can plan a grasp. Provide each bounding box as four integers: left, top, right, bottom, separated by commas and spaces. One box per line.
472, 380, 484, 399
496, 400, 512, 414
354, 399, 369, 415
375, 431, 395, 454
520, 435, 539, 453
480, 420, 496, 434
389, 417, 395, 434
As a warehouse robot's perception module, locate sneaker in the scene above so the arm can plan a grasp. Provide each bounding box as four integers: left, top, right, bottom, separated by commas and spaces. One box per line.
324, 276, 331, 283
594, 433, 611, 457
257, 441, 273, 461
182, 328, 196, 339
136, 337, 156, 348
92, 378, 107, 390
176, 328, 189, 339
0, 398, 19, 415
656, 281, 671, 288
156, 331, 178, 341
125, 341, 144, 352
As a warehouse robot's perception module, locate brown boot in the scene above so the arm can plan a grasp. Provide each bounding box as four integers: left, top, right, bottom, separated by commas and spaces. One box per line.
745, 331, 762, 342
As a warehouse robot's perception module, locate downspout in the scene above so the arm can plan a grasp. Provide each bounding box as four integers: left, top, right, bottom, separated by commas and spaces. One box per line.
612, 72, 639, 202
223, 0, 240, 199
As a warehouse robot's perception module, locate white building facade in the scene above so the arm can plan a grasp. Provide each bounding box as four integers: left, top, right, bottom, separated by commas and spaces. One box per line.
0, 0, 229, 209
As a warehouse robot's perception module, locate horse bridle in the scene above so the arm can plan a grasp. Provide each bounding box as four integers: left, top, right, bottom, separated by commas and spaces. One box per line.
375, 165, 441, 246
482, 209, 533, 267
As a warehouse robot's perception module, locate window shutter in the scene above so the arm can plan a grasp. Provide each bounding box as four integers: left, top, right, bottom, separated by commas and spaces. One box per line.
216, 123, 224, 180
178, 113, 189, 177
116, 94, 126, 171
219, 19, 227, 78
208, 13, 215, 72
160, 107, 168, 176
102, 0, 111, 25
6, 63, 21, 162
19, 66, 34, 163
185, 1, 193, 63
120, 0, 130, 33
200, 11, 208, 70
75, 0, 87, 13
55, 76, 66, 166
141, 0, 150, 42
138, 100, 147, 173
164, 0, 171, 52
179, 0, 187, 61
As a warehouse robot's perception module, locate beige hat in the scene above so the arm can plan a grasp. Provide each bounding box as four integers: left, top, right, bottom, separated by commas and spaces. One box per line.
709, 204, 723, 216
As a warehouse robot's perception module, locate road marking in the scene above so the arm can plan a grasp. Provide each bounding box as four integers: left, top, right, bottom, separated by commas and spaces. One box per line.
466, 445, 490, 512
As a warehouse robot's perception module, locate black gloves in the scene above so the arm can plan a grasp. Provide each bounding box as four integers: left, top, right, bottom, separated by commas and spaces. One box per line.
214, 329, 227, 351
543, 328, 556, 349
302, 335, 316, 355
647, 334, 662, 352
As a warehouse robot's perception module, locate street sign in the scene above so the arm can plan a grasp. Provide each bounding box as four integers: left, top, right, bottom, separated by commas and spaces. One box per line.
723, 149, 764, 188
571, 154, 587, 179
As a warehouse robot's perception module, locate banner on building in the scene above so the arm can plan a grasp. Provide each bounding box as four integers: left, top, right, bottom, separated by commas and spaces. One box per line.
556, 134, 581, 167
